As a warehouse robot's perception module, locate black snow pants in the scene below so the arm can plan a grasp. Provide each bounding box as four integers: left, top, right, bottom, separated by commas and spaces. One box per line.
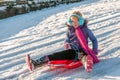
48, 49, 86, 60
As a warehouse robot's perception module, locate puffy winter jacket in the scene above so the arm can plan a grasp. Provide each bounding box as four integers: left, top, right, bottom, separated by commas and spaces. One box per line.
64, 23, 98, 54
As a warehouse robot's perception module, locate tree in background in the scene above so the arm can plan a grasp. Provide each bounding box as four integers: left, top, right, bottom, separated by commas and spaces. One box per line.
0, 0, 82, 19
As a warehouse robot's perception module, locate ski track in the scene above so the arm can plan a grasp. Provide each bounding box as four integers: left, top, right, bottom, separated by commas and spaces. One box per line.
0, 0, 120, 80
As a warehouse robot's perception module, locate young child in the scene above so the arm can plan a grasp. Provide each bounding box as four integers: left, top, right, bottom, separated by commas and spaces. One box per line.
25, 11, 98, 72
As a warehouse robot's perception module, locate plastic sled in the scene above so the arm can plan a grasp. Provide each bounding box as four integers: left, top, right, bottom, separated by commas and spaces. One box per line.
48, 60, 83, 69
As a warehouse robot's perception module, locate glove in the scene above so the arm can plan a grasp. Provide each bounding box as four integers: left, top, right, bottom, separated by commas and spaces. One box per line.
64, 43, 71, 50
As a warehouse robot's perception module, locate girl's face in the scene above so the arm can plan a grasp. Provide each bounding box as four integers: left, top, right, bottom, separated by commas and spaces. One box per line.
70, 16, 79, 28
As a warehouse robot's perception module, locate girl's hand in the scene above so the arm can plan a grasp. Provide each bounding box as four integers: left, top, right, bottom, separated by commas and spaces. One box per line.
64, 43, 71, 50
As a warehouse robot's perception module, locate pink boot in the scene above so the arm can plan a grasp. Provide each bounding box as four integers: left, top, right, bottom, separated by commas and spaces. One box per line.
25, 54, 34, 71
82, 55, 93, 73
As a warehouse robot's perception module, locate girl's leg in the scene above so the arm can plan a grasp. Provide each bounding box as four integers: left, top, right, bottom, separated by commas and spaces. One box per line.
31, 49, 76, 67
78, 51, 86, 61
48, 49, 76, 60
80, 54, 93, 73
32, 56, 48, 67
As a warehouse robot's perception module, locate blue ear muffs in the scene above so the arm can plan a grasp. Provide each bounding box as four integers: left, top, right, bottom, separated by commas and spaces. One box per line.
67, 14, 84, 26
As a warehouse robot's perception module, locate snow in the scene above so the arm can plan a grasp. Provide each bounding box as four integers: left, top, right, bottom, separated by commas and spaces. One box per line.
0, 6, 6, 11
0, 0, 120, 80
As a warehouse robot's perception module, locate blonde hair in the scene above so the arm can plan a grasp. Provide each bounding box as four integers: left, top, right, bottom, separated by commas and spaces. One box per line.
66, 11, 88, 28
70, 16, 79, 21
72, 11, 88, 24
72, 11, 82, 17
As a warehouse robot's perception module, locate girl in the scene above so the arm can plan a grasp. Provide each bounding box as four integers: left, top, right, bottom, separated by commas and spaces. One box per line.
25, 11, 98, 72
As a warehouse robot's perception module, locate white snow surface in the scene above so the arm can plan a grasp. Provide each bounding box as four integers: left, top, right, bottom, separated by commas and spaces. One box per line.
0, 0, 120, 80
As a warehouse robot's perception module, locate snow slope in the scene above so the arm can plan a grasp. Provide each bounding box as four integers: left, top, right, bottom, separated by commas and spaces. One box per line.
0, 0, 120, 80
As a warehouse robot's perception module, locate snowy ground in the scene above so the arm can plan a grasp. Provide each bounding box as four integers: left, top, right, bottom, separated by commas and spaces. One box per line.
0, 0, 120, 80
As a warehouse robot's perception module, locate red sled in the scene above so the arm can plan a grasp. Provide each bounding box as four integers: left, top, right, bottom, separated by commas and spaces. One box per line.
48, 60, 83, 69
48, 55, 94, 73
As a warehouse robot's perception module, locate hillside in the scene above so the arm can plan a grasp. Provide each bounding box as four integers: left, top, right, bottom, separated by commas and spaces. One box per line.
0, 0, 120, 80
